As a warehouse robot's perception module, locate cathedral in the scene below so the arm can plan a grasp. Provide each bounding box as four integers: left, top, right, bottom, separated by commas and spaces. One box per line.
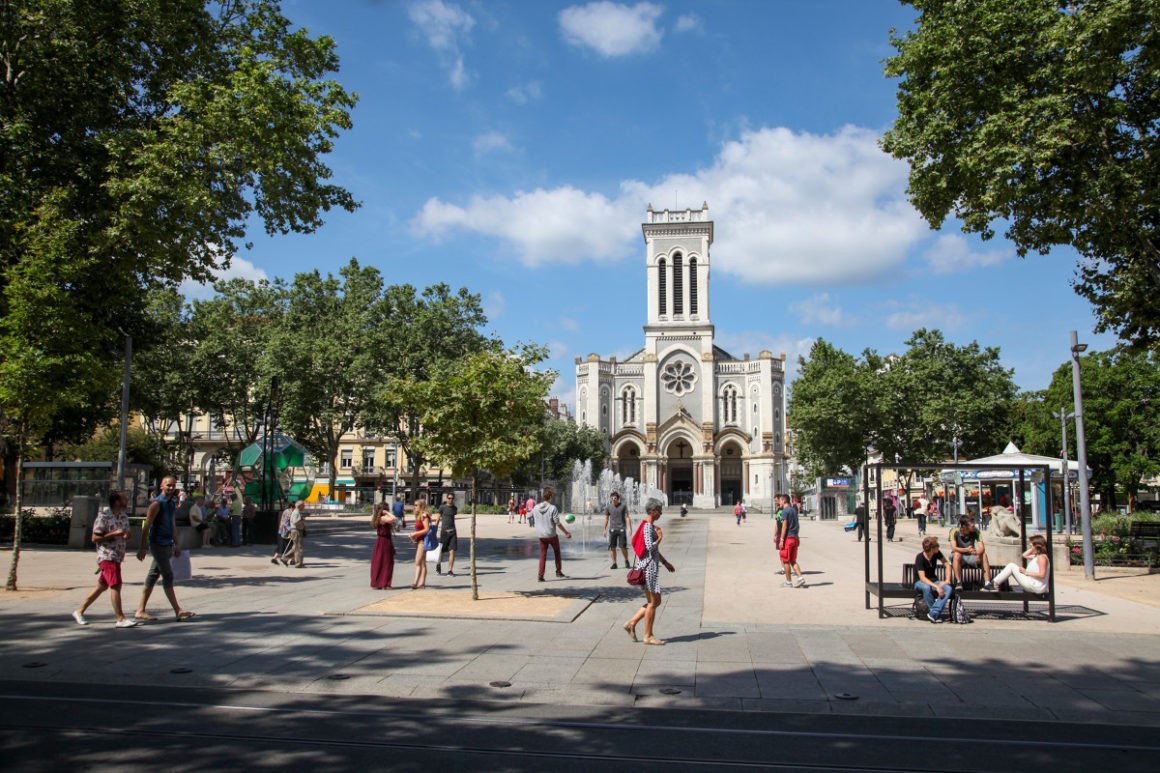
575, 204, 787, 509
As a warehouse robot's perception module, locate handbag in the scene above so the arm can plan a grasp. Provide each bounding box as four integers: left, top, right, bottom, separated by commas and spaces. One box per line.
626, 566, 646, 586
171, 551, 192, 581
423, 524, 439, 551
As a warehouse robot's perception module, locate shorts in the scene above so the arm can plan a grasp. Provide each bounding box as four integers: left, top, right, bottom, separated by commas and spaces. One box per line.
779, 536, 800, 564
962, 553, 980, 567
440, 531, 458, 552
98, 560, 123, 588
608, 529, 626, 549
195, 522, 209, 532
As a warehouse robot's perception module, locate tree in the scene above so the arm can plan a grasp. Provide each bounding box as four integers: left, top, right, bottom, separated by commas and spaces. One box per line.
277, 260, 387, 496
400, 346, 555, 599
882, 0, 1160, 346
1, 0, 358, 456
512, 418, 607, 487
1023, 347, 1160, 509
786, 339, 876, 478
363, 284, 495, 492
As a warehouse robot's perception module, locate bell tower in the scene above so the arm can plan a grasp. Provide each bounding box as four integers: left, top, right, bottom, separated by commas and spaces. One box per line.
644, 201, 713, 331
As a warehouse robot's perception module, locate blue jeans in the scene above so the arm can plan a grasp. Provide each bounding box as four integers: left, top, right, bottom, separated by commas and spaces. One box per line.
915, 581, 953, 619
231, 515, 243, 546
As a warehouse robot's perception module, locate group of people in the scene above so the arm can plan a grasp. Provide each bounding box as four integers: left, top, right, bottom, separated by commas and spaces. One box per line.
189, 495, 257, 548
914, 515, 1051, 623
73, 476, 195, 627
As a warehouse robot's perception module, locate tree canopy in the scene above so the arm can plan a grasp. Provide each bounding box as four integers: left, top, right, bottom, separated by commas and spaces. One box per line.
0, 0, 358, 451
882, 0, 1160, 346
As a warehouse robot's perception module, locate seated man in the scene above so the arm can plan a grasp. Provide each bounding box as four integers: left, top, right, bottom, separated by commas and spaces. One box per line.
950, 516, 991, 588
915, 536, 954, 623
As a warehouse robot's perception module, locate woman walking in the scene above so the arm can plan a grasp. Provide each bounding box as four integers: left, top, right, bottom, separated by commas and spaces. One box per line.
624, 497, 675, 646
408, 499, 433, 589
370, 502, 398, 589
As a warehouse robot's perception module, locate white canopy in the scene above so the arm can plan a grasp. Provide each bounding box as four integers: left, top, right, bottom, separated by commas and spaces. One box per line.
942, 442, 1086, 481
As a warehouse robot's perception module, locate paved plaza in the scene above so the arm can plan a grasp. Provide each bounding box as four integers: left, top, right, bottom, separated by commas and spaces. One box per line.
2, 505, 1159, 733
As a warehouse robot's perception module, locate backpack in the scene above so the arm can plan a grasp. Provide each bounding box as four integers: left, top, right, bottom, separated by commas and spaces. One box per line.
951, 596, 971, 624
912, 596, 929, 620
423, 518, 439, 550
631, 522, 647, 559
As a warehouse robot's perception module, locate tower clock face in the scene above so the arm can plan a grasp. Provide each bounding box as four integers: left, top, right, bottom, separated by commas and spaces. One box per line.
661, 359, 698, 396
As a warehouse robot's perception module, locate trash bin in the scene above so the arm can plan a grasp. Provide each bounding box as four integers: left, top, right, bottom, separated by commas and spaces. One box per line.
251, 509, 279, 544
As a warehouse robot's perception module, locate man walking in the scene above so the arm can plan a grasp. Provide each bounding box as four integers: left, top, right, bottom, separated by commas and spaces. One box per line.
855, 500, 869, 542
288, 500, 307, 567
392, 494, 406, 530
777, 494, 806, 588
73, 491, 138, 627
603, 491, 632, 569
435, 493, 458, 576
135, 476, 194, 621
531, 488, 572, 581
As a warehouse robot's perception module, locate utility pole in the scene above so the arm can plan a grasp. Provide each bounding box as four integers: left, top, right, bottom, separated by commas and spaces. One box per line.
1070, 331, 1094, 580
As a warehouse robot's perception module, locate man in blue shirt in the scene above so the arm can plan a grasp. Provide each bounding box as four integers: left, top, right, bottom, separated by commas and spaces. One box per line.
135, 477, 194, 621
392, 495, 406, 529
777, 494, 806, 588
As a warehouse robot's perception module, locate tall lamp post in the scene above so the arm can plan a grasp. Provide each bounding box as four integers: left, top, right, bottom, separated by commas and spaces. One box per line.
1051, 407, 1075, 535
1070, 331, 1095, 580
950, 433, 963, 519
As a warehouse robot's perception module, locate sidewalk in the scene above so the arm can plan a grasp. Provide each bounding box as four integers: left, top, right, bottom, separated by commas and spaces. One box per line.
2, 508, 1159, 725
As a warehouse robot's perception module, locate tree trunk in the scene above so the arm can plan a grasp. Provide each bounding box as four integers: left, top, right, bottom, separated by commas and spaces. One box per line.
470, 472, 478, 601
5, 433, 25, 591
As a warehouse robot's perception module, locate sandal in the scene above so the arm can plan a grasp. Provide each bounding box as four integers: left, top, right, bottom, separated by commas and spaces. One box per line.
623, 623, 638, 642
133, 612, 157, 621
175, 611, 196, 622
643, 636, 666, 646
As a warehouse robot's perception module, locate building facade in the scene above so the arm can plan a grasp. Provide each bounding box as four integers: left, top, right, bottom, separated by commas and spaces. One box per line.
575, 204, 787, 508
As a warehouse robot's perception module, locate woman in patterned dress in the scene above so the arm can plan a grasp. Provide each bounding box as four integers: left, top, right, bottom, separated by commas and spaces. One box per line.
623, 497, 675, 645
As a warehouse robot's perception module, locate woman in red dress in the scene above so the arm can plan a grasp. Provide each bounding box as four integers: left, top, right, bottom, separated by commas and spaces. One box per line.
409, 499, 432, 589
370, 502, 397, 589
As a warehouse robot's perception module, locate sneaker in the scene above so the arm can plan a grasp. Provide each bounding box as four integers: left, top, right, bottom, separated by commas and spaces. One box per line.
72, 610, 88, 626
537, 576, 545, 582
114, 619, 139, 628
447, 571, 456, 577
953, 582, 963, 590
927, 612, 942, 624
792, 577, 806, 588
982, 582, 996, 591
611, 563, 618, 569
556, 572, 567, 578
783, 581, 794, 588
435, 565, 442, 575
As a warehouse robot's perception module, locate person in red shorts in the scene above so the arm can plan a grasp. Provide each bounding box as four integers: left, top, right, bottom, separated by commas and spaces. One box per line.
73, 491, 139, 628
777, 494, 806, 588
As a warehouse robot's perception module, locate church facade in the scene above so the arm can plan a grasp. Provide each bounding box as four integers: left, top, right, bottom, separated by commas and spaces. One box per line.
575, 204, 788, 509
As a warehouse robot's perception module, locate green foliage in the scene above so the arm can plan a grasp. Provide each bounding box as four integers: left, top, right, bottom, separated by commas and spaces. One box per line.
403, 345, 556, 482
1018, 346, 1160, 507
0, 509, 71, 545
513, 418, 607, 485
59, 426, 169, 477
883, 0, 1160, 346
787, 339, 875, 477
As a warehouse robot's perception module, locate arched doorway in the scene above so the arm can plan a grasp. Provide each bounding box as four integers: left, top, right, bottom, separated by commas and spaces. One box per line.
719, 442, 744, 506
617, 443, 641, 483
668, 438, 694, 506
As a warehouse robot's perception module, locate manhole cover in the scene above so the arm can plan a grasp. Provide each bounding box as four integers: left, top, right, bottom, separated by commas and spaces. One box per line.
489, 680, 512, 688
22, 662, 46, 669
327, 673, 351, 680
834, 692, 859, 701
659, 687, 682, 695
170, 667, 193, 674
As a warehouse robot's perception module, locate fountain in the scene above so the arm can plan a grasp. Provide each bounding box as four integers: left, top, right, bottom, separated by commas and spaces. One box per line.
564, 460, 666, 554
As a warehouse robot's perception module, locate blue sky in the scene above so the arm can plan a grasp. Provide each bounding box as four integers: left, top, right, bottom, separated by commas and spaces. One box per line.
191, 0, 1118, 408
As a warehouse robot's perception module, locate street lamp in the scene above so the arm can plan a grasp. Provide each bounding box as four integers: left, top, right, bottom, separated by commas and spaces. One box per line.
1070, 331, 1095, 580
950, 433, 963, 518
1051, 407, 1076, 535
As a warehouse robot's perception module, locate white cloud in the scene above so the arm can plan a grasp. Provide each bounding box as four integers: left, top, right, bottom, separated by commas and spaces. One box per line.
559, 2, 664, 58
411, 186, 639, 266
506, 80, 543, 104
411, 125, 927, 283
408, 0, 475, 90
881, 299, 966, 332
674, 14, 701, 33
790, 293, 853, 327
560, 317, 579, 331
179, 256, 269, 300
922, 233, 1012, 274
473, 131, 514, 155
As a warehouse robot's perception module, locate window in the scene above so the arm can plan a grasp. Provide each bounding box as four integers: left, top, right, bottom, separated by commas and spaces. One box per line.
340, 449, 352, 469
673, 252, 683, 315
622, 386, 637, 423
362, 449, 376, 470
386, 448, 397, 469
661, 359, 697, 396
658, 259, 667, 315
722, 385, 738, 423
689, 257, 698, 315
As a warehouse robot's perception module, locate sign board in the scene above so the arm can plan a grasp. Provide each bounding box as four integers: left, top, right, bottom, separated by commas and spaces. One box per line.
824, 477, 851, 489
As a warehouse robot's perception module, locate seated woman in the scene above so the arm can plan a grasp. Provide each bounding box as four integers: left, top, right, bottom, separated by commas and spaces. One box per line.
188, 497, 211, 548
984, 534, 1049, 594
915, 536, 954, 623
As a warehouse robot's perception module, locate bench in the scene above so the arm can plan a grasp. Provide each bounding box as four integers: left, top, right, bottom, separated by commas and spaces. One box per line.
866, 563, 1054, 621
1129, 521, 1160, 546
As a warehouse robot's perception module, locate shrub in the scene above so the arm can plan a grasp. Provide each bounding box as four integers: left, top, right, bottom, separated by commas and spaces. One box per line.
0, 508, 73, 546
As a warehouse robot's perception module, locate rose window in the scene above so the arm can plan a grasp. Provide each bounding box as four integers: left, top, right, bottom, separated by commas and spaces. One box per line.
661, 360, 698, 396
